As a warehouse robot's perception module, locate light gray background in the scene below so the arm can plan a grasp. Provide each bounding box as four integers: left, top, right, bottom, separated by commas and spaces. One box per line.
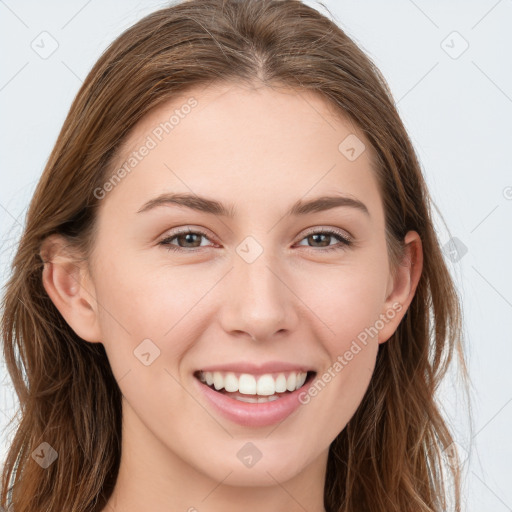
1, 1, 511, 510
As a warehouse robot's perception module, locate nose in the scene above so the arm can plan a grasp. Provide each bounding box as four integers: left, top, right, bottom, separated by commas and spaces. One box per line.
218, 252, 299, 343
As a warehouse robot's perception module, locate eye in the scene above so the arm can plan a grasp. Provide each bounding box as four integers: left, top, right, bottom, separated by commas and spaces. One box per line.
158, 227, 353, 253
159, 228, 214, 253
295, 228, 353, 253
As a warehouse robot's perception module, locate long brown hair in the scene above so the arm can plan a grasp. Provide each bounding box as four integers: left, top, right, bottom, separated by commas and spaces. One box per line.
1, 1, 470, 510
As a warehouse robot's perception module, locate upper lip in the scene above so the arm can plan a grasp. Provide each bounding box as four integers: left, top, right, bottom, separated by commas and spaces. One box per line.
196, 361, 315, 376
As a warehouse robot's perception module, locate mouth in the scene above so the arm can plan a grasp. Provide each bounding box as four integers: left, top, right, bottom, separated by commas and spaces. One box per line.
193, 369, 317, 403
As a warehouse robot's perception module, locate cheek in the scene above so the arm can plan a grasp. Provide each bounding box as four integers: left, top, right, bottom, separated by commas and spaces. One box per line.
297, 261, 388, 347
92, 254, 194, 374
297, 270, 385, 438
94, 244, 182, 331
93, 250, 230, 391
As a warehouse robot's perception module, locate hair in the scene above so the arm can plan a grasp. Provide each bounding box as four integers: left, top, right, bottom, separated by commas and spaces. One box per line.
1, 0, 471, 510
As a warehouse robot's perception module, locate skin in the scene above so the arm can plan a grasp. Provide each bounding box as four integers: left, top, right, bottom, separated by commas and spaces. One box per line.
40, 81, 423, 512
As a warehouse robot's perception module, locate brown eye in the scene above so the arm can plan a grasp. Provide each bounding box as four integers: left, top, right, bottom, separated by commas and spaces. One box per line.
159, 229, 213, 253
158, 227, 353, 254
296, 229, 353, 252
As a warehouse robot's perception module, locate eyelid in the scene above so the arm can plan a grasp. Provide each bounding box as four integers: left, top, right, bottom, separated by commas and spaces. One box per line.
159, 225, 352, 244
158, 225, 219, 244
299, 225, 353, 242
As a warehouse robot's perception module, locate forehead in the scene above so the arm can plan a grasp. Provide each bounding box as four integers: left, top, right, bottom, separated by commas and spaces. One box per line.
99, 81, 383, 223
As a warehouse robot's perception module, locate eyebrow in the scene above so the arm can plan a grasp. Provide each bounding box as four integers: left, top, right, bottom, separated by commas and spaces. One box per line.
136, 192, 370, 218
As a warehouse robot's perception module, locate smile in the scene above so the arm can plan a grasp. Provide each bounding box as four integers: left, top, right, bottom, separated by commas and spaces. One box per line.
195, 370, 310, 401
193, 366, 317, 427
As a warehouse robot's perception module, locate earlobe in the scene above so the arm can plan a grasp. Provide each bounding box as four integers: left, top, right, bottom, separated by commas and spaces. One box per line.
40, 234, 102, 343
378, 231, 423, 344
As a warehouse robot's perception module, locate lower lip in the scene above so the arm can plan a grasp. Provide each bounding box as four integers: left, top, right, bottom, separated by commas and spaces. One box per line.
194, 376, 313, 427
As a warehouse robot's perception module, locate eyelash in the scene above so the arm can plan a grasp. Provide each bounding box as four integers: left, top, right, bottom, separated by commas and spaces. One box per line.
158, 227, 353, 254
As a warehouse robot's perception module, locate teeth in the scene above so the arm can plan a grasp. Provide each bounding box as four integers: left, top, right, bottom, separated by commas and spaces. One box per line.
264, 395, 280, 402
239, 374, 257, 394
234, 395, 259, 403
275, 373, 287, 392
213, 371, 224, 391
286, 373, 297, 392
256, 374, 275, 396
232, 395, 281, 403
224, 372, 238, 392
199, 370, 309, 395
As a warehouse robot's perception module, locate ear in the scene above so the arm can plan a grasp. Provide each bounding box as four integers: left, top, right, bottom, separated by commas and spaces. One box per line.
40, 234, 102, 343
378, 230, 423, 344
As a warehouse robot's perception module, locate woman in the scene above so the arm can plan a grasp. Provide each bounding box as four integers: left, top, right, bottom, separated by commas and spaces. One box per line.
0, 0, 470, 510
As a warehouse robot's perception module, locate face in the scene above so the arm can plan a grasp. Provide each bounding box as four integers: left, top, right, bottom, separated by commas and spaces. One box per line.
46, 81, 419, 490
